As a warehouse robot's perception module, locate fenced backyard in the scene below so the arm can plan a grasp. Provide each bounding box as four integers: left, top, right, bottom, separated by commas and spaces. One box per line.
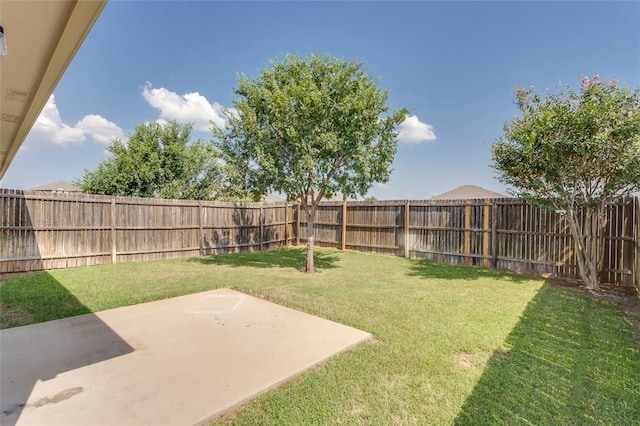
1, 189, 638, 291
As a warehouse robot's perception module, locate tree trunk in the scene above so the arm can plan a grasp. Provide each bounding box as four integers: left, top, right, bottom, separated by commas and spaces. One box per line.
566, 207, 601, 290
587, 206, 599, 289
567, 210, 591, 286
306, 214, 314, 274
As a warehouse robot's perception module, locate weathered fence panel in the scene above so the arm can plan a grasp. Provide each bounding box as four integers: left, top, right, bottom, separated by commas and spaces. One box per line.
114, 197, 201, 263
301, 197, 639, 290
0, 191, 114, 271
346, 201, 403, 256
298, 202, 342, 249
0, 189, 296, 273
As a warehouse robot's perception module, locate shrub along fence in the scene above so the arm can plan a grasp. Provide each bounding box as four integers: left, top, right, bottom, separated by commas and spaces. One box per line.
0, 189, 295, 273
300, 198, 639, 290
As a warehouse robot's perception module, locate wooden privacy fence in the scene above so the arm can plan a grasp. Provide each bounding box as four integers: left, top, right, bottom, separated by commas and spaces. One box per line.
0, 189, 295, 273
2, 189, 638, 290
301, 197, 639, 290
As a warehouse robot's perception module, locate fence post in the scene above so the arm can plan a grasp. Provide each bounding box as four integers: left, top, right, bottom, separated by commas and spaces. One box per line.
198, 202, 204, 256
404, 200, 410, 258
341, 200, 347, 250
491, 200, 498, 268
259, 204, 264, 251
483, 198, 490, 268
111, 197, 117, 264
464, 199, 471, 266
635, 196, 639, 292
296, 203, 301, 246
284, 203, 288, 247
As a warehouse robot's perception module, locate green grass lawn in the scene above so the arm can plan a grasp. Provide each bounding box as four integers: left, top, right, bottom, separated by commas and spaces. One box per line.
1, 248, 639, 425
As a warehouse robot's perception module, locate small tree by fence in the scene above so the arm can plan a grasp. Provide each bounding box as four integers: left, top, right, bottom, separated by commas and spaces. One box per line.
1, 190, 638, 292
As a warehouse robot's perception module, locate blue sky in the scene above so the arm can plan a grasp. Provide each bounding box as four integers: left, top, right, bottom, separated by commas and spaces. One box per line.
2, 1, 639, 199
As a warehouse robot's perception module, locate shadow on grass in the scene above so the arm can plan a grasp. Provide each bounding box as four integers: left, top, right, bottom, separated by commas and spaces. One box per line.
0, 272, 95, 328
407, 259, 533, 283
0, 272, 133, 426
454, 283, 640, 425
190, 247, 340, 272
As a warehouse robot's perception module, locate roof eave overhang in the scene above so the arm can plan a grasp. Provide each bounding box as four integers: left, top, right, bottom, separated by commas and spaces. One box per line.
0, 0, 107, 180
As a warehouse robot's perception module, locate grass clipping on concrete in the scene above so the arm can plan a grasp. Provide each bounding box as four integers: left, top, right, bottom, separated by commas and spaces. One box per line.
1, 248, 639, 425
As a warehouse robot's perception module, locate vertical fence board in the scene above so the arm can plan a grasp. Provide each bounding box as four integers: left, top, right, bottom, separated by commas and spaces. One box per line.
111, 197, 116, 264
341, 201, 347, 250
631, 197, 637, 288
483, 199, 490, 268
404, 201, 410, 258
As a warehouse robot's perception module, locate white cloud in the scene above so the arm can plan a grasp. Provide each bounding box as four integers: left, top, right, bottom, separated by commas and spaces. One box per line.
398, 115, 437, 143
31, 95, 85, 145
30, 95, 124, 146
376, 182, 390, 189
142, 82, 227, 131
76, 114, 125, 144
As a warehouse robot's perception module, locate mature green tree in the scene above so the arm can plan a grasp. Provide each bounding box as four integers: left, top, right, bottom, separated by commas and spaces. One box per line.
213, 54, 407, 273
78, 121, 231, 200
493, 75, 640, 290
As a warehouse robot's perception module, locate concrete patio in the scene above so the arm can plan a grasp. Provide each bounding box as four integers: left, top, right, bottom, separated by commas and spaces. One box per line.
0, 288, 370, 425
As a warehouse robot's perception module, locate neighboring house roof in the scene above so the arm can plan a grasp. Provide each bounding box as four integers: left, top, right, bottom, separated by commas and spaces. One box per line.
321, 193, 346, 202
261, 194, 286, 203
431, 185, 507, 200
302, 193, 347, 203
260, 193, 346, 204
28, 180, 80, 192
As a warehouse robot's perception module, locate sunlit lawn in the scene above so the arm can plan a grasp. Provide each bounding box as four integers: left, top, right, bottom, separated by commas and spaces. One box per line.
1, 248, 638, 424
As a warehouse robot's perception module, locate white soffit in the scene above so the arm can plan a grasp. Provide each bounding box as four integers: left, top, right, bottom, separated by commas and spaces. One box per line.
0, 0, 107, 179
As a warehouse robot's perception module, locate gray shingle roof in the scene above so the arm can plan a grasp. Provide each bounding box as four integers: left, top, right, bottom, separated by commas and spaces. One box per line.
431, 185, 506, 200
27, 180, 80, 192
261, 194, 286, 203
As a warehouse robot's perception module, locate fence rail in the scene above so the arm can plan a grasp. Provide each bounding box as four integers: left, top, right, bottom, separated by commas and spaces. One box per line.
1, 189, 638, 291
0, 189, 296, 273
300, 197, 639, 290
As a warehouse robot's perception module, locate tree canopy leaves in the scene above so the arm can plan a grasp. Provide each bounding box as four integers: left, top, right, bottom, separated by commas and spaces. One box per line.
493, 76, 640, 209
214, 54, 408, 206
78, 121, 230, 200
